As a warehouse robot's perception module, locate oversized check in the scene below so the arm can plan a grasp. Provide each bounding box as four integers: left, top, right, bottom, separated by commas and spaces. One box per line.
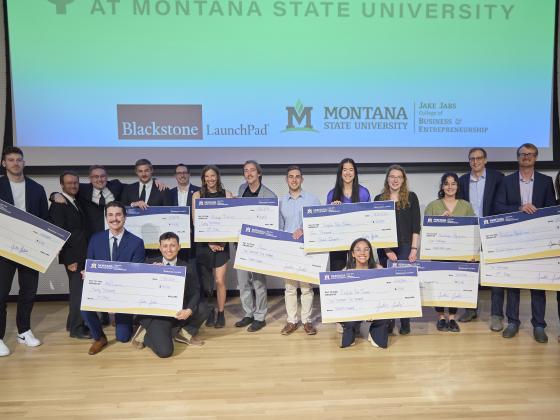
81, 259, 186, 316
302, 201, 397, 253
388, 260, 479, 308
0, 199, 70, 273
479, 206, 560, 264
234, 224, 329, 285
480, 257, 560, 291
194, 197, 279, 242
319, 267, 422, 323
420, 216, 480, 261
118, 206, 190, 249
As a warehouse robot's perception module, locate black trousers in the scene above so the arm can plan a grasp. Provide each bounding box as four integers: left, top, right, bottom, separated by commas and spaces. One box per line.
506, 288, 546, 328
65, 265, 86, 335
0, 256, 39, 339
491, 287, 505, 318
139, 301, 209, 358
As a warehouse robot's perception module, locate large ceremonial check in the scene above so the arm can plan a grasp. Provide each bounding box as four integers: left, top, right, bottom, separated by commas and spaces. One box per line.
0, 199, 70, 273
123, 206, 190, 249
319, 267, 422, 323
234, 224, 329, 284
302, 201, 397, 253
420, 216, 480, 261
81, 259, 186, 316
480, 257, 560, 291
479, 206, 560, 264
194, 197, 279, 242
388, 260, 479, 308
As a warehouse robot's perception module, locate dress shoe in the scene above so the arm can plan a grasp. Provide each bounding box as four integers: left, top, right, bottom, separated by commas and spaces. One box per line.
281, 322, 299, 335
88, 335, 108, 355
448, 319, 460, 333
131, 326, 146, 349
502, 323, 519, 339
247, 320, 266, 332
206, 308, 216, 327
533, 327, 548, 344
0, 339, 10, 357
235, 316, 254, 328
17, 330, 41, 347
215, 311, 225, 328
490, 315, 504, 332
436, 319, 448, 332
399, 320, 411, 335
458, 309, 477, 323
303, 322, 317, 336
175, 329, 205, 346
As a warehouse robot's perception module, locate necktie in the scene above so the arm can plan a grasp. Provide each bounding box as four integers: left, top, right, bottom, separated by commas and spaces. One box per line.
73, 199, 82, 214
166, 262, 171, 266
99, 190, 105, 207
111, 236, 118, 261
139, 184, 146, 202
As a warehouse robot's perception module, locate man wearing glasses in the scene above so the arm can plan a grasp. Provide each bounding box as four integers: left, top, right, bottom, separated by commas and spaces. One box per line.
494, 143, 556, 343
458, 148, 503, 327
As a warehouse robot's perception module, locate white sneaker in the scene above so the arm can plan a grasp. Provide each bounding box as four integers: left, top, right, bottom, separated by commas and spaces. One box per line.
367, 333, 380, 348
0, 339, 10, 356
17, 330, 42, 347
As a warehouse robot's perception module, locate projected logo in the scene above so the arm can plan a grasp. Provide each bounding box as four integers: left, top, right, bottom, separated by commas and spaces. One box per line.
48, 0, 74, 14
117, 105, 203, 140
284, 100, 317, 132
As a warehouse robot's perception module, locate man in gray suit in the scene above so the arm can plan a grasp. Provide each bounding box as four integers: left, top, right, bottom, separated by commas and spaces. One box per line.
235, 160, 277, 332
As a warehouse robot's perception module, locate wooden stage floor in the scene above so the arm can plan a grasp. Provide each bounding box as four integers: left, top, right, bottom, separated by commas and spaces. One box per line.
1, 290, 559, 419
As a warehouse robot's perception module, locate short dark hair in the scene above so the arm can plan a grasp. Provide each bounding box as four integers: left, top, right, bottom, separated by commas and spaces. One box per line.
104, 201, 126, 216
135, 159, 152, 169
2, 146, 24, 161
175, 163, 190, 174
286, 165, 302, 176
468, 147, 487, 159
88, 164, 107, 175
438, 172, 461, 199
159, 231, 179, 243
59, 170, 79, 184
517, 143, 538, 156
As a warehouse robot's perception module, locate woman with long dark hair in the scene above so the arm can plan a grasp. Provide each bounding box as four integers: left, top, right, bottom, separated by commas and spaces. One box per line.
191, 165, 233, 328
424, 172, 475, 333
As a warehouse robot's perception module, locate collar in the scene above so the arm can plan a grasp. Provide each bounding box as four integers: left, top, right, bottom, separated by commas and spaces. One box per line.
109, 229, 125, 240
177, 183, 190, 193
288, 190, 305, 200
141, 179, 154, 188
519, 171, 534, 182
162, 257, 178, 266
61, 191, 77, 204
470, 169, 486, 182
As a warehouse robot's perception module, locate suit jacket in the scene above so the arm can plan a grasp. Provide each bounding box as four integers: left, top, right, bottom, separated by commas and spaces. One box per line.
49, 196, 88, 266
459, 168, 504, 216
86, 229, 145, 263
237, 182, 277, 198
78, 179, 124, 235
494, 170, 556, 214
0, 175, 48, 220
120, 181, 171, 207
145, 256, 200, 312
169, 184, 200, 208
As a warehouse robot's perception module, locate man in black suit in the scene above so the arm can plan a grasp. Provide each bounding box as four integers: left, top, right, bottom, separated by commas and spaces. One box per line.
0, 147, 48, 356
131, 232, 208, 358
494, 143, 556, 343
457, 147, 504, 326
120, 159, 171, 209
49, 171, 89, 339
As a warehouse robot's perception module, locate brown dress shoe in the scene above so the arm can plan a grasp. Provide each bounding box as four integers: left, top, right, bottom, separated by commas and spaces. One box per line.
303, 322, 317, 335
88, 335, 108, 355
280, 322, 299, 335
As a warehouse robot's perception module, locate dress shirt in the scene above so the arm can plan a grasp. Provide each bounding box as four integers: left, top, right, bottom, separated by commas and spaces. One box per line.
162, 258, 177, 266
468, 170, 486, 217
519, 172, 534, 205
138, 179, 154, 202
176, 184, 190, 207
108, 230, 125, 260
92, 187, 115, 206
9, 180, 26, 210
279, 190, 321, 233
61, 192, 80, 211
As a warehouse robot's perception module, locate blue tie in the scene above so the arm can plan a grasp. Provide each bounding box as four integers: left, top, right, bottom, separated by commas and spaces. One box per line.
111, 236, 118, 261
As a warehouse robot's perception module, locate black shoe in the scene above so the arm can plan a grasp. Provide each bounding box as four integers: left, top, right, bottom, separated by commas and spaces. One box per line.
70, 328, 91, 340
387, 319, 396, 335
533, 327, 548, 343
458, 309, 477, 323
436, 319, 448, 332
448, 319, 460, 332
235, 317, 254, 328
205, 308, 216, 327
215, 311, 225, 328
502, 323, 519, 339
399, 324, 411, 335
100, 312, 110, 326
247, 320, 266, 332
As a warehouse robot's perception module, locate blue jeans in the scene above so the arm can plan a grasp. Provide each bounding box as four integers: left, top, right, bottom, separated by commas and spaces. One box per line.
81, 311, 133, 342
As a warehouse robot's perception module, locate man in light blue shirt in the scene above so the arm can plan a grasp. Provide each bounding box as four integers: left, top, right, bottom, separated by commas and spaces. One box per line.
279, 165, 321, 336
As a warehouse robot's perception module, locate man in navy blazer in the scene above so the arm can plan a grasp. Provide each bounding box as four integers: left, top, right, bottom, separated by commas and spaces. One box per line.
0, 147, 48, 356
81, 201, 145, 355
457, 148, 504, 326
494, 143, 556, 343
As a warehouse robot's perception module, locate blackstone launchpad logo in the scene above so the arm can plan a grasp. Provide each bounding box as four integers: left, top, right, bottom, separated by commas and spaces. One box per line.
48, 0, 74, 14
284, 100, 317, 132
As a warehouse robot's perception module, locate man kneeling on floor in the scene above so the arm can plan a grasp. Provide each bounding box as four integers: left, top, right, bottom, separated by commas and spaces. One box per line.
132, 232, 209, 358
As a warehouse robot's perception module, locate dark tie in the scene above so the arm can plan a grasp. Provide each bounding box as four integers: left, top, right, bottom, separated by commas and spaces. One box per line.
166, 262, 171, 266
111, 236, 118, 261
139, 184, 146, 202
99, 190, 105, 207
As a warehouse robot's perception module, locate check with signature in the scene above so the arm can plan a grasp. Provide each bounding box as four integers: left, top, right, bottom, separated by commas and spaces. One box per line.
420, 216, 480, 261
480, 256, 560, 291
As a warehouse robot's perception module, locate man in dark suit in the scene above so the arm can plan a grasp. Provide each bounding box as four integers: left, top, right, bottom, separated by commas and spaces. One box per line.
49, 171, 89, 339
0, 147, 48, 357
494, 143, 556, 343
120, 159, 171, 209
457, 147, 504, 326
81, 201, 145, 355
131, 232, 208, 358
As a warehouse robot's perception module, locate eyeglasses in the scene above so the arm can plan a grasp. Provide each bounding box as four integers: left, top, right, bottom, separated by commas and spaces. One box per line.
469, 156, 485, 162
518, 152, 537, 158
388, 175, 403, 180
